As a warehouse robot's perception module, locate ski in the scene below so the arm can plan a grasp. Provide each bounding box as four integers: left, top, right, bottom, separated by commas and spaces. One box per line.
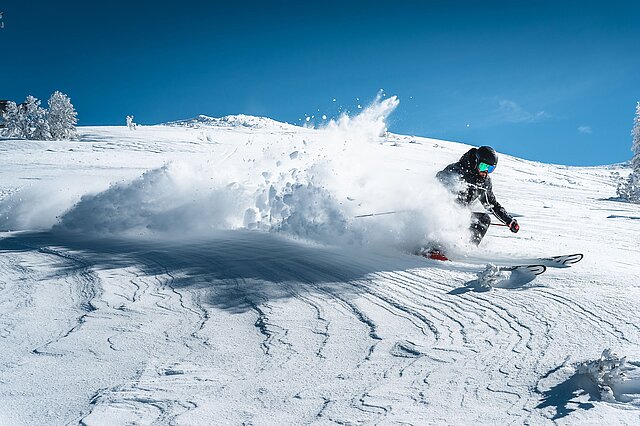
415, 250, 548, 276
497, 264, 547, 276
415, 251, 585, 279
451, 253, 584, 269
487, 253, 583, 269
537, 253, 584, 267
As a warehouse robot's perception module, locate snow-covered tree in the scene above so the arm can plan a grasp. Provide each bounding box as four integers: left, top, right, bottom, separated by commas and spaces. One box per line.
617, 102, 640, 203
47, 91, 78, 140
632, 102, 640, 175
22, 95, 51, 140
1, 101, 25, 137
126, 115, 137, 130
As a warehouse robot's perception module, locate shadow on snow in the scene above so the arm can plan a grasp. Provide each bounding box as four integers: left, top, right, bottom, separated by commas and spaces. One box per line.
0, 230, 428, 314
536, 371, 599, 420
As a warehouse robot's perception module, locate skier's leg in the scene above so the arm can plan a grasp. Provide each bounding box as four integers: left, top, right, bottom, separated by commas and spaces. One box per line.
470, 212, 491, 245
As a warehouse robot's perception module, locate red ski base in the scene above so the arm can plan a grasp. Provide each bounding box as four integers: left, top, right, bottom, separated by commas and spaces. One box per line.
424, 251, 449, 261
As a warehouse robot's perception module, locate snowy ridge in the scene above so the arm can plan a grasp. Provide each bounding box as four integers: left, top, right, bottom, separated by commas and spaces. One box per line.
0, 96, 639, 424
164, 114, 296, 130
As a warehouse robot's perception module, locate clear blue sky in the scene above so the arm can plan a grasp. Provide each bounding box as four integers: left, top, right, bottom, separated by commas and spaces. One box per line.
1, 0, 638, 165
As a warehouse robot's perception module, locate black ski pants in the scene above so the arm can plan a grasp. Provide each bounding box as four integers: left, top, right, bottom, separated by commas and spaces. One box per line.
470, 212, 492, 245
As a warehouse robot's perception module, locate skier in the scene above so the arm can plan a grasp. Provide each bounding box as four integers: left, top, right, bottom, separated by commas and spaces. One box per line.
430, 146, 519, 259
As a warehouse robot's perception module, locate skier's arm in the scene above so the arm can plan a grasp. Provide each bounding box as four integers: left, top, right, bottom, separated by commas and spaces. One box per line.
480, 181, 513, 225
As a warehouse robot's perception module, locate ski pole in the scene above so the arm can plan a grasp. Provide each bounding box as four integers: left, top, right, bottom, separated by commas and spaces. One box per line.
354, 210, 409, 218
490, 222, 509, 227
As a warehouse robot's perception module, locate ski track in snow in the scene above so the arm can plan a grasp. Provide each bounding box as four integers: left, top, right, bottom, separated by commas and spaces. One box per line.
1, 121, 640, 425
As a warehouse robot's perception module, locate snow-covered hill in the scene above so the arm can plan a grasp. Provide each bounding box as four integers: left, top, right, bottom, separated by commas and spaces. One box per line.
1, 99, 639, 425
164, 114, 297, 131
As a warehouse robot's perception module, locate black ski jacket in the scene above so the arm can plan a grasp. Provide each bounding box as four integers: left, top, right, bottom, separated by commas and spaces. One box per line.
436, 148, 513, 225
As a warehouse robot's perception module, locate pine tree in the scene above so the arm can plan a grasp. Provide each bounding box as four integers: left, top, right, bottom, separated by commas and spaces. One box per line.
23, 95, 51, 140
631, 102, 640, 176
617, 102, 640, 203
47, 91, 78, 140
2, 101, 25, 138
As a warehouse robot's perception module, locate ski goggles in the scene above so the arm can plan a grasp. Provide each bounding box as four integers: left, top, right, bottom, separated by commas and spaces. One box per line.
478, 162, 496, 173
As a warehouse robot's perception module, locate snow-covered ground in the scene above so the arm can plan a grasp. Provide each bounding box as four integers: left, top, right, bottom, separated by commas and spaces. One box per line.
1, 99, 640, 425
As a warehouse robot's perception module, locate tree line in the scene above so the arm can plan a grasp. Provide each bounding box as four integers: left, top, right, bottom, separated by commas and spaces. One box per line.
2, 91, 78, 140
616, 102, 640, 203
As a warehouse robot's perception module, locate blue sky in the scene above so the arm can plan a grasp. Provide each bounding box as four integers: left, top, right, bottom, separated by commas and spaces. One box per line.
1, 0, 638, 165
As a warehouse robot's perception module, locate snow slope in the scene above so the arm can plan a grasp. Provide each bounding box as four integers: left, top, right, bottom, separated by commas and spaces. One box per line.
1, 99, 640, 425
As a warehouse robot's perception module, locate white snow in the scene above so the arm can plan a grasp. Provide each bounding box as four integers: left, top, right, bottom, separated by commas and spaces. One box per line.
577, 349, 640, 404
1, 97, 640, 424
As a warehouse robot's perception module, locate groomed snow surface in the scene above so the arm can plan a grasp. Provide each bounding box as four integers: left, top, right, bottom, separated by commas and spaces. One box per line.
1, 99, 640, 425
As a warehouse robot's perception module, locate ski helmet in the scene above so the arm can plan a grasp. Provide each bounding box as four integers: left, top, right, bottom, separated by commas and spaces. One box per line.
476, 146, 498, 166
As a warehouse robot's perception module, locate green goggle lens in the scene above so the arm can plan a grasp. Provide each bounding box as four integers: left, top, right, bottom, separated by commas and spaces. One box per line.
478, 162, 496, 173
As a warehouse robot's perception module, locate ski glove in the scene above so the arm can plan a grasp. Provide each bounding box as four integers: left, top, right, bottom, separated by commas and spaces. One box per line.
509, 219, 520, 233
